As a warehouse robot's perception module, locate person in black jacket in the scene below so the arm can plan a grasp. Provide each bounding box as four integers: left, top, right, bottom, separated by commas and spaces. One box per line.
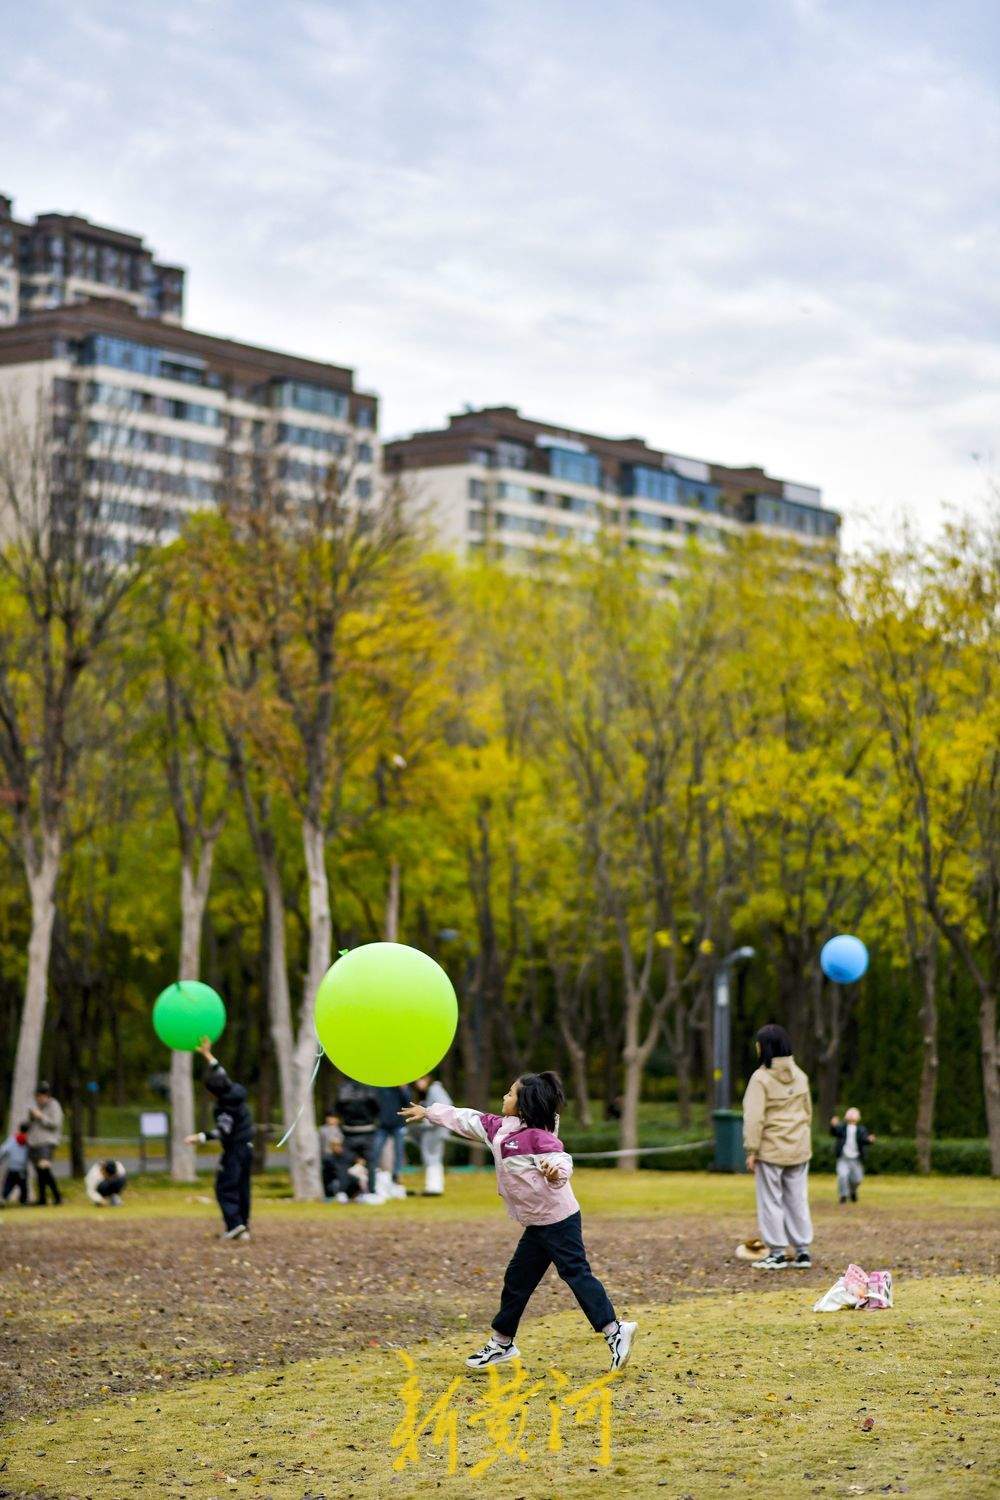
334, 1078, 382, 1199
830, 1108, 876, 1203
185, 1037, 254, 1240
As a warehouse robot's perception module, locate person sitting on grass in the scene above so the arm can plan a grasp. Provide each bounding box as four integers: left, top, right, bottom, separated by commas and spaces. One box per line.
320, 1111, 361, 1201
400, 1070, 638, 1373
0, 1125, 30, 1206
85, 1158, 127, 1206
830, 1108, 876, 1203
184, 1037, 254, 1242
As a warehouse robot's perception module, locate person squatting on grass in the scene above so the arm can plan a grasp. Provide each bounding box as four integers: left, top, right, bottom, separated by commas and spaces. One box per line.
185, 1037, 254, 1241
85, 1158, 128, 1206
400, 1070, 638, 1372
830, 1107, 876, 1203
743, 1024, 814, 1271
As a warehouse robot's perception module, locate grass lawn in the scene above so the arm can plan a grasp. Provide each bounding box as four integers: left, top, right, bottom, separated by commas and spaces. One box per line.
4, 1277, 996, 1498
9, 1166, 999, 1221
1, 1172, 997, 1498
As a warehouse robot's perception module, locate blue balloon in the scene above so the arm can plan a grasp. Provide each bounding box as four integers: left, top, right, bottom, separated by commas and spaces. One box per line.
820, 934, 869, 984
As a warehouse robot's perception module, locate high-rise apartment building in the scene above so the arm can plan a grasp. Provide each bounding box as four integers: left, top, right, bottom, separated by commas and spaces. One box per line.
385, 407, 838, 581
0, 193, 184, 327
0, 299, 377, 556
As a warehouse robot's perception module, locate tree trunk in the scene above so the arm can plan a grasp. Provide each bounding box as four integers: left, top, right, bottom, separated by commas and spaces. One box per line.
8, 826, 60, 1134
170, 845, 217, 1182
384, 857, 401, 942
914, 940, 938, 1174
977, 984, 1000, 1176
554, 973, 591, 1127
286, 816, 327, 1201
618, 1030, 643, 1173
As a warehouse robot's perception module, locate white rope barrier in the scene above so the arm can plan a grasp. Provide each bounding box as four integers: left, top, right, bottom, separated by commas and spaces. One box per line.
443, 1133, 711, 1159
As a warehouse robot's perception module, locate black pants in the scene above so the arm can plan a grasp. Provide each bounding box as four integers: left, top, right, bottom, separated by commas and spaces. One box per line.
342, 1132, 378, 1193
97, 1175, 126, 1199
215, 1142, 252, 1231
2, 1169, 27, 1203
493, 1211, 615, 1338
29, 1147, 61, 1205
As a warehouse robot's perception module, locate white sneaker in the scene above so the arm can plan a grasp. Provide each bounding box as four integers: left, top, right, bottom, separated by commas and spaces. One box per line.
358, 1192, 386, 1205
752, 1251, 789, 1271
334, 1191, 349, 1203
388, 1182, 408, 1200
605, 1320, 638, 1371
465, 1337, 520, 1371
222, 1223, 248, 1240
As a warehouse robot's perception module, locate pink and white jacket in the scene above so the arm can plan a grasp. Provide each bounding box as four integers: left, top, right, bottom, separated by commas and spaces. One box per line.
425, 1102, 579, 1227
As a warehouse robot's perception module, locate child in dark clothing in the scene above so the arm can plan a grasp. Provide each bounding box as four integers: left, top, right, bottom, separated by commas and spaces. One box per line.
185, 1037, 254, 1241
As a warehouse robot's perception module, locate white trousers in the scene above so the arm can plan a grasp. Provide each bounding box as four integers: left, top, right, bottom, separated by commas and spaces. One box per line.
420, 1130, 445, 1194
755, 1161, 812, 1252
836, 1157, 864, 1197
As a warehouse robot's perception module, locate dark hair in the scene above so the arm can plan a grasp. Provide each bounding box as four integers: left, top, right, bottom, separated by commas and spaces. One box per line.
516, 1071, 565, 1131
756, 1024, 793, 1069
36, 1082, 51, 1095
103, 1159, 118, 1174
18, 1120, 30, 1132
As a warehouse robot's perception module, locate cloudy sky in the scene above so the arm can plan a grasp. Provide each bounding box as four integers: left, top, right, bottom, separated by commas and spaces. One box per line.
3, 0, 998, 540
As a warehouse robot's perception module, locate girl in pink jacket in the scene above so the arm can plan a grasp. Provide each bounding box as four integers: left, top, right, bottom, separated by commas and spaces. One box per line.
401, 1070, 638, 1372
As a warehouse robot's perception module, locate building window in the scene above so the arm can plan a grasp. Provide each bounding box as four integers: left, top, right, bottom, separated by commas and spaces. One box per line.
468, 477, 488, 500
356, 477, 372, 499
496, 439, 530, 470
496, 481, 534, 505
355, 441, 373, 464
277, 422, 347, 454
355, 404, 375, 428
273, 380, 349, 420
467, 508, 485, 532
468, 446, 492, 467
547, 447, 602, 487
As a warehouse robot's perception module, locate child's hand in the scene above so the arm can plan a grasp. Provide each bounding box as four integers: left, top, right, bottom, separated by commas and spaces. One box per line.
830, 1115, 840, 1126
539, 1160, 561, 1185
745, 1153, 757, 1173
399, 1104, 427, 1123
183, 1133, 201, 1146
195, 1037, 215, 1061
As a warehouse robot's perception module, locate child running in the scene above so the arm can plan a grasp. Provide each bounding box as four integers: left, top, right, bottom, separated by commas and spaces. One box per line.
400, 1071, 637, 1372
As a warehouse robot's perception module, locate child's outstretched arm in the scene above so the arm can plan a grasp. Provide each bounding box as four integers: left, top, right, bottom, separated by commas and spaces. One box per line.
400, 1100, 501, 1144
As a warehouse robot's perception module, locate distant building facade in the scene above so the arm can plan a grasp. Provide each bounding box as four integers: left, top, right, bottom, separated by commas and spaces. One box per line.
0, 300, 377, 556
385, 406, 839, 581
0, 192, 185, 327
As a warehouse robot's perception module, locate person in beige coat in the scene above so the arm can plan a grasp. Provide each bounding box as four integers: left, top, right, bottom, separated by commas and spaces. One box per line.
742, 1024, 813, 1270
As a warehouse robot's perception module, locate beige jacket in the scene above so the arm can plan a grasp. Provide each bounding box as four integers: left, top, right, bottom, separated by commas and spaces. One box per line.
742, 1055, 812, 1164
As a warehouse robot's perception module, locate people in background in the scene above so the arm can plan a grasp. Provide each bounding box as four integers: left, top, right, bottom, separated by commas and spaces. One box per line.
85, 1158, 127, 1206
411, 1074, 452, 1195
184, 1038, 254, 1241
334, 1077, 383, 1202
742, 1023, 813, 1271
319, 1110, 354, 1200
830, 1108, 876, 1203
374, 1085, 411, 1200
0, 1125, 30, 1205
26, 1082, 64, 1206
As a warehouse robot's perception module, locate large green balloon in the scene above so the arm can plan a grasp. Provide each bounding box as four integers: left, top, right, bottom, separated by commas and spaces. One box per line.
314, 943, 457, 1087
152, 980, 226, 1051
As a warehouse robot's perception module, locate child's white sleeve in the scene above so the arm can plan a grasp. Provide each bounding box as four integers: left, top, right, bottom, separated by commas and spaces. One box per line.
537, 1150, 573, 1187
425, 1103, 491, 1143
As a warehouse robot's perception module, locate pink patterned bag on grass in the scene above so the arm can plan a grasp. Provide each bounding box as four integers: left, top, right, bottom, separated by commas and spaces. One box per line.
813, 1263, 894, 1313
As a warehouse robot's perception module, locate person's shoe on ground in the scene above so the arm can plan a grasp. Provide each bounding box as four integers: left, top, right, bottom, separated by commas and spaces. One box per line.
752, 1251, 789, 1270
604, 1319, 638, 1371
465, 1335, 520, 1370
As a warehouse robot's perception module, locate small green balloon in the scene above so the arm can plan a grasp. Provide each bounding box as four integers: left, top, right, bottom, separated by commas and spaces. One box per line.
314, 942, 457, 1087
152, 980, 226, 1051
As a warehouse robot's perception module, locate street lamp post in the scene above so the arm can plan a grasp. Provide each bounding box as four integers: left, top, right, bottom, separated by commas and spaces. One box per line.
712, 945, 755, 1170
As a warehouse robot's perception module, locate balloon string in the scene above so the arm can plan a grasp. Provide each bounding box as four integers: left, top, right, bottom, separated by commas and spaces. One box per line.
275, 1042, 324, 1149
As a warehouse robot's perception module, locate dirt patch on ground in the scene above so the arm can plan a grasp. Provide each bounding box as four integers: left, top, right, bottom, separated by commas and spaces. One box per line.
1, 1203, 995, 1426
